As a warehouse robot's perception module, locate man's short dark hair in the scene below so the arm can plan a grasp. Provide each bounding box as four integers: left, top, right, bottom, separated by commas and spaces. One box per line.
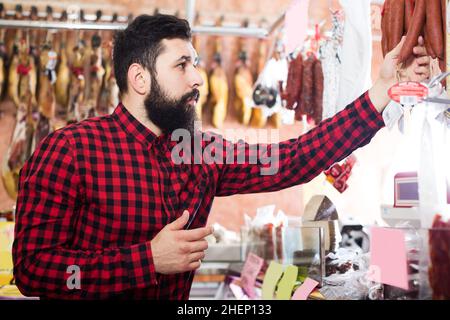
113, 14, 191, 95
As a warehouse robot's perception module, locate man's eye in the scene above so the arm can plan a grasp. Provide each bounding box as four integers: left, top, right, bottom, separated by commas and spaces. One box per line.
178, 63, 187, 70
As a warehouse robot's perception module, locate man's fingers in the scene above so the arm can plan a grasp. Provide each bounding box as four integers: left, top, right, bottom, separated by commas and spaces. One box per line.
414, 66, 430, 75
187, 260, 202, 271
189, 251, 206, 262
413, 45, 427, 57
168, 210, 190, 230
180, 226, 214, 241
187, 240, 209, 252
415, 56, 430, 66
417, 36, 424, 46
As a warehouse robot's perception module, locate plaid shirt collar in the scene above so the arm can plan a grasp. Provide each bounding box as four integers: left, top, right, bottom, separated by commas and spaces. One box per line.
112, 102, 158, 146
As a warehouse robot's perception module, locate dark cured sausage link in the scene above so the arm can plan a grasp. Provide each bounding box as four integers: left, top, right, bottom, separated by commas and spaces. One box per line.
294, 54, 304, 111
426, 0, 444, 60
442, 0, 447, 38
381, 1, 389, 57
424, 23, 437, 58
390, 0, 406, 51
313, 58, 324, 125
404, 0, 415, 33
384, 0, 393, 53
297, 54, 315, 121
398, 0, 426, 64
283, 53, 303, 110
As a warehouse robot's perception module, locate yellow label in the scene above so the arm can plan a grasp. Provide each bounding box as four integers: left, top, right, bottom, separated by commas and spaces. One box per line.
275, 265, 298, 300
261, 261, 284, 300
0, 222, 15, 286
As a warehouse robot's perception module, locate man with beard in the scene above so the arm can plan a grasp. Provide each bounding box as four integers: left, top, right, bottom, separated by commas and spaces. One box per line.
12, 14, 431, 299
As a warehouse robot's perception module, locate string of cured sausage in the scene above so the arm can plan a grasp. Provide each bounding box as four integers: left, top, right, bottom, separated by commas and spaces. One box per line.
382, 0, 446, 73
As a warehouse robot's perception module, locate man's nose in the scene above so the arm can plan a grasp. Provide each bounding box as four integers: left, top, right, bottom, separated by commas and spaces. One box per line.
190, 67, 204, 89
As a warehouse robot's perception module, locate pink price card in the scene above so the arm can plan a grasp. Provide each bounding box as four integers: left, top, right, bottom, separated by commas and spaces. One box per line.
240, 253, 264, 299
284, 0, 310, 54
368, 227, 409, 290
292, 277, 319, 300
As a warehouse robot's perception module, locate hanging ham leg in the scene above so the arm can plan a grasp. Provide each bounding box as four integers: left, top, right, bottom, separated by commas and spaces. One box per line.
34, 45, 57, 146
56, 43, 70, 116
98, 40, 119, 115
0, 6, 6, 99
249, 29, 269, 128
55, 13, 71, 116
1, 91, 35, 200
196, 65, 209, 120
85, 34, 105, 118
67, 41, 87, 122
210, 56, 229, 129
234, 52, 254, 125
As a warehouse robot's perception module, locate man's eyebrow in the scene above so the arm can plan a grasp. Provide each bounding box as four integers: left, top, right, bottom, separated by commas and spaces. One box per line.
175, 55, 192, 63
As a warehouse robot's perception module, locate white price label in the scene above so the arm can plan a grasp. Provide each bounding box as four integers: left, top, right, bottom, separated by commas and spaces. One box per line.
400, 96, 418, 106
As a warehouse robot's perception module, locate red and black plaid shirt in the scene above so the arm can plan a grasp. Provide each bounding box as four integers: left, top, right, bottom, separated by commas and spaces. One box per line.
12, 91, 384, 299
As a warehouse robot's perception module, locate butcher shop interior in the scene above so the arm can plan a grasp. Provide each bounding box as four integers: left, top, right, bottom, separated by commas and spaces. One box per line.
0, 0, 449, 301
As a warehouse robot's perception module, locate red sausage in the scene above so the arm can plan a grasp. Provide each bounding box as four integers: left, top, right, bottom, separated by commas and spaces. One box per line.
390, 0, 406, 51
381, 0, 389, 57
426, 0, 444, 60
398, 0, 426, 64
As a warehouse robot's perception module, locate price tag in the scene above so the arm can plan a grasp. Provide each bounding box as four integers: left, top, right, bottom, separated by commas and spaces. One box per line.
240, 253, 264, 299
275, 265, 298, 300
261, 261, 284, 300
388, 82, 429, 106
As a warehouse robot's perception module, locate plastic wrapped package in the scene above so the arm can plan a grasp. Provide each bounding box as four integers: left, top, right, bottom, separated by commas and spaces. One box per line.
319, 248, 374, 300
241, 205, 287, 262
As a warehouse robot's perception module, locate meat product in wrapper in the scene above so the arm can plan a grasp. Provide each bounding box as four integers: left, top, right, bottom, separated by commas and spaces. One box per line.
244, 208, 286, 261
428, 214, 450, 299
250, 223, 283, 261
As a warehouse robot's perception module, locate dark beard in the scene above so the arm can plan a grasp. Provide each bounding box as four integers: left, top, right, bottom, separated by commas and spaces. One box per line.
144, 77, 199, 136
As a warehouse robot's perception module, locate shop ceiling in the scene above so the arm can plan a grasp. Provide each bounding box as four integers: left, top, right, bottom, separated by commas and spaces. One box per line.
0, 0, 385, 38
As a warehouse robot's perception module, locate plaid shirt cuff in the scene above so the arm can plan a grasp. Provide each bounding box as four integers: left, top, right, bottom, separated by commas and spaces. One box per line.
355, 91, 386, 130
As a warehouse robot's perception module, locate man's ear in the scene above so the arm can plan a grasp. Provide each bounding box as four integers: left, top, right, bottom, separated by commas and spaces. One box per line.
127, 63, 150, 95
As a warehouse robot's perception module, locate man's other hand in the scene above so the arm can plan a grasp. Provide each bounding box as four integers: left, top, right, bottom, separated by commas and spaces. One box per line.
151, 210, 213, 274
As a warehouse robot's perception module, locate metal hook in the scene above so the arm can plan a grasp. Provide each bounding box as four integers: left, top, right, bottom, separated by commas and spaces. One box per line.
428, 71, 450, 88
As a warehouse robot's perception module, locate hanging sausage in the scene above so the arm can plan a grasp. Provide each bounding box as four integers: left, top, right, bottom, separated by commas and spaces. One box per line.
297, 53, 314, 121
382, 0, 446, 75
281, 51, 303, 111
